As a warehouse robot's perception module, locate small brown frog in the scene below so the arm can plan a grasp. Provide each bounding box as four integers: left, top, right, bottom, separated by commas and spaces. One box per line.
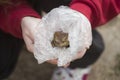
51, 31, 70, 48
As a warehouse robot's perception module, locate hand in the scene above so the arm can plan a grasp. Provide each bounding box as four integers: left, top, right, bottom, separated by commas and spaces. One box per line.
21, 17, 68, 67
21, 17, 41, 53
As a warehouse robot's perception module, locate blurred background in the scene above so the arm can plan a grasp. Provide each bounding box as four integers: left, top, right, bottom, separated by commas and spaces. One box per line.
7, 15, 120, 80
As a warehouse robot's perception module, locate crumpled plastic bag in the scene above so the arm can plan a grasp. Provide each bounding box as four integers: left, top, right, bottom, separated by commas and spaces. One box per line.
34, 6, 92, 66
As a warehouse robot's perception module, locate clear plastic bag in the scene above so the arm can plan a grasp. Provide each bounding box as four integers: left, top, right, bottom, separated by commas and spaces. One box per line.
34, 6, 92, 66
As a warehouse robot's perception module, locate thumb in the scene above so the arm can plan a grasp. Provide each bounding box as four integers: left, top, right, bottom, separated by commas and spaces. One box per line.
23, 32, 34, 53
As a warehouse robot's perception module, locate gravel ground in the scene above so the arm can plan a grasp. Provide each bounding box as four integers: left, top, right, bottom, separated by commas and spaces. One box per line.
7, 15, 120, 80
88, 15, 120, 80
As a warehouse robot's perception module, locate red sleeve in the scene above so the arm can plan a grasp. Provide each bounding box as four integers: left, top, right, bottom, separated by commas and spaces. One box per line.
0, 0, 41, 39
70, 0, 120, 28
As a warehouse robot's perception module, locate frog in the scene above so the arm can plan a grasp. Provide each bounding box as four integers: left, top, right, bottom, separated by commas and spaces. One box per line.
51, 31, 70, 48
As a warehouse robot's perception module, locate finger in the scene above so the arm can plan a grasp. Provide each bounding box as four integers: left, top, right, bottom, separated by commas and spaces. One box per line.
63, 63, 70, 68
47, 60, 70, 68
73, 48, 87, 61
77, 48, 87, 58
23, 34, 34, 53
47, 59, 58, 65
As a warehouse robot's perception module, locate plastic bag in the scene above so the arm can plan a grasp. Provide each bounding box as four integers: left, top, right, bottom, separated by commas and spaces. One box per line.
34, 6, 92, 66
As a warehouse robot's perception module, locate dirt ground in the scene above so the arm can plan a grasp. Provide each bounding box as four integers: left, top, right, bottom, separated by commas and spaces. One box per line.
7, 15, 120, 80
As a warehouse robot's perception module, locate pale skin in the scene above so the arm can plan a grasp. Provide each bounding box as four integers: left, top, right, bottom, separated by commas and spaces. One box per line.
21, 16, 87, 67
